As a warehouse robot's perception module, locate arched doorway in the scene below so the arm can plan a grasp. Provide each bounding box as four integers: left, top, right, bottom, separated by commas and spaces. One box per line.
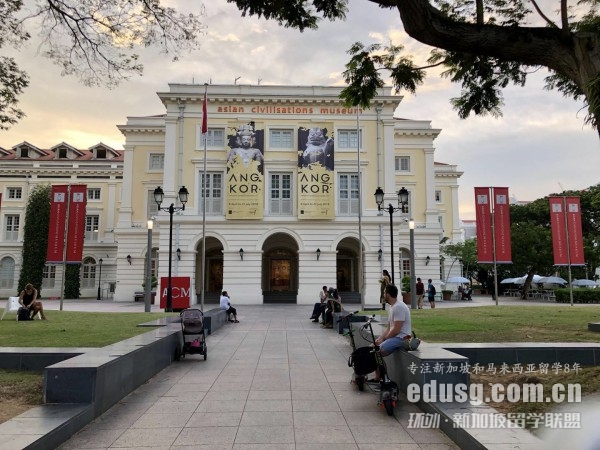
262, 233, 299, 303
336, 237, 362, 304
195, 237, 224, 304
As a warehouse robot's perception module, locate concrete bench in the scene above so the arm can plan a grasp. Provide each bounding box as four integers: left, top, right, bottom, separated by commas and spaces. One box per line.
201, 308, 228, 335
346, 324, 540, 448
138, 308, 228, 335
44, 325, 181, 417
0, 348, 94, 371
589, 322, 600, 332
349, 323, 469, 401
333, 310, 368, 334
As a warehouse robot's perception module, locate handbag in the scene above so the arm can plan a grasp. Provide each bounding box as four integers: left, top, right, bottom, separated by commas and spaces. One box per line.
17, 307, 31, 321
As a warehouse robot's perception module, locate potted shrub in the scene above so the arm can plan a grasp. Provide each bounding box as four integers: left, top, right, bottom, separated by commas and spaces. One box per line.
442, 289, 453, 300
401, 276, 411, 305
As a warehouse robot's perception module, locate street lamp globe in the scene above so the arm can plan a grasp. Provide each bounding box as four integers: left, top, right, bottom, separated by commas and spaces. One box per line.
153, 186, 164, 206
374, 186, 384, 208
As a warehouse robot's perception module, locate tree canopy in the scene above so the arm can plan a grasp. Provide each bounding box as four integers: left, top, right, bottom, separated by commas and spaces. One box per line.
229, 0, 600, 134
0, 0, 205, 130
4, 0, 600, 134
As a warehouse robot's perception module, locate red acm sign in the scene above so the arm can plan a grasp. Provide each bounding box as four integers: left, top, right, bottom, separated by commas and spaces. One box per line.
159, 276, 191, 310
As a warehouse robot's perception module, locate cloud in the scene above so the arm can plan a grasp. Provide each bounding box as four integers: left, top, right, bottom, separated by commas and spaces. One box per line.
1, 0, 597, 222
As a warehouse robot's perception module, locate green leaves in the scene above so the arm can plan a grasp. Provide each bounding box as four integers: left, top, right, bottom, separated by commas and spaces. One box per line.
340, 42, 425, 108
18, 185, 51, 297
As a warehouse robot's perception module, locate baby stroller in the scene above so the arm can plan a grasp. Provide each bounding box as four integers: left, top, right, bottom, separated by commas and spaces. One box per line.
176, 308, 207, 360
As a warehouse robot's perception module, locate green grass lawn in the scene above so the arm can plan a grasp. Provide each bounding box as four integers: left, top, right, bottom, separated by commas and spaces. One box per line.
0, 311, 175, 347
361, 306, 600, 343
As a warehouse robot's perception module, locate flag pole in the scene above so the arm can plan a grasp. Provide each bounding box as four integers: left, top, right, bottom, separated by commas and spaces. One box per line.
200, 83, 208, 312
59, 184, 71, 311
490, 187, 499, 306
356, 106, 364, 309
563, 195, 574, 307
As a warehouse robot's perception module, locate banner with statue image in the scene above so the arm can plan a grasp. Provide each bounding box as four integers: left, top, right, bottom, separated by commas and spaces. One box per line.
297, 126, 335, 219
226, 123, 264, 219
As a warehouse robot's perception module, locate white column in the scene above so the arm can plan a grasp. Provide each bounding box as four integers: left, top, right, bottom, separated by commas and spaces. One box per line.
116, 145, 134, 228
423, 147, 438, 227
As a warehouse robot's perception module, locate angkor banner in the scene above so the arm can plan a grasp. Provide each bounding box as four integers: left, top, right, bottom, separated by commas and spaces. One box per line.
297, 126, 334, 219
226, 124, 264, 219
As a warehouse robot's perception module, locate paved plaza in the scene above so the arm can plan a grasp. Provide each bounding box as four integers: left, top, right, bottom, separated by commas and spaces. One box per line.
22, 295, 599, 449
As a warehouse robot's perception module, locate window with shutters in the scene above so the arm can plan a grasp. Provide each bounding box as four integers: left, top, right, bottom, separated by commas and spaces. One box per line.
199, 172, 223, 215
82, 257, 97, 288
337, 129, 362, 149
395, 156, 410, 172
269, 173, 292, 215
0, 256, 15, 288
84, 216, 99, 241
149, 154, 164, 171
4, 215, 20, 241
199, 128, 225, 147
269, 129, 293, 148
338, 173, 359, 215
42, 265, 56, 288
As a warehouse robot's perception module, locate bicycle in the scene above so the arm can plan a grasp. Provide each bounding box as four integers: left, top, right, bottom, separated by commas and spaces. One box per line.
343, 312, 399, 416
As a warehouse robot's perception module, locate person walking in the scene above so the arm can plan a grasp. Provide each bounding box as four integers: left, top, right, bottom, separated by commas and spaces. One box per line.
416, 277, 425, 309
427, 279, 436, 309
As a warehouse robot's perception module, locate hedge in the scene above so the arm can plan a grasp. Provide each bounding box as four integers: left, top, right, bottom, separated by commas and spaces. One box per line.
554, 288, 600, 304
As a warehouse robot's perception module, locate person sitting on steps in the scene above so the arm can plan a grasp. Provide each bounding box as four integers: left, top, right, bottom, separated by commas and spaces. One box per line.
219, 290, 239, 323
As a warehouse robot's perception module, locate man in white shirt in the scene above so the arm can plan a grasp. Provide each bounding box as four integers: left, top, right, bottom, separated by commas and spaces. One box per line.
375, 284, 412, 356
219, 290, 239, 323
368, 284, 412, 383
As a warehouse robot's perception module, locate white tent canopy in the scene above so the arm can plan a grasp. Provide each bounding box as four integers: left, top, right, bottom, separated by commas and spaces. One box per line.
538, 276, 567, 285
514, 274, 544, 284
572, 279, 598, 287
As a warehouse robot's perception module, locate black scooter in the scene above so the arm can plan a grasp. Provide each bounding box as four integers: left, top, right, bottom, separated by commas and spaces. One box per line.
343, 312, 399, 415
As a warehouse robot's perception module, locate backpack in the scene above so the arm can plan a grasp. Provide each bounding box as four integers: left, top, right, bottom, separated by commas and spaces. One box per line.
430, 285, 436, 296
17, 307, 31, 321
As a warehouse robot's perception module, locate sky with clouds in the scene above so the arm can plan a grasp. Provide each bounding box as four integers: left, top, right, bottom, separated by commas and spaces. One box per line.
2, 0, 599, 220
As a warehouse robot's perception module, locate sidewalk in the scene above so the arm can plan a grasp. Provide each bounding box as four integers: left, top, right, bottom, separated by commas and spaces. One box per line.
55, 304, 460, 449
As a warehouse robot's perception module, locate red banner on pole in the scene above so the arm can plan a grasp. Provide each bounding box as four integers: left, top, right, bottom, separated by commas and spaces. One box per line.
65, 185, 87, 263
475, 187, 493, 263
46, 185, 69, 263
550, 197, 568, 265
202, 91, 208, 134
493, 187, 512, 263
566, 197, 585, 265
549, 196, 585, 266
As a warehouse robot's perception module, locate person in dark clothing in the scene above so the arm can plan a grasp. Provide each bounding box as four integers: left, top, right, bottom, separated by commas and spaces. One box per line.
19, 283, 47, 320
416, 277, 425, 309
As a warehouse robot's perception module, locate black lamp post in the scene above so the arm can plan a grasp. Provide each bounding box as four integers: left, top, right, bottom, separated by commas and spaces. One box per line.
374, 187, 409, 285
96, 258, 103, 300
154, 186, 189, 312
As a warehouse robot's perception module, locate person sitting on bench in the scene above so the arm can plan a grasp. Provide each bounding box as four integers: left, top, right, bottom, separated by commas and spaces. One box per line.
219, 290, 239, 323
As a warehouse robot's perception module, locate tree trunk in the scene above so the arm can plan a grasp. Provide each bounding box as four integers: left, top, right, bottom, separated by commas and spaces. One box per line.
388, 0, 600, 131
